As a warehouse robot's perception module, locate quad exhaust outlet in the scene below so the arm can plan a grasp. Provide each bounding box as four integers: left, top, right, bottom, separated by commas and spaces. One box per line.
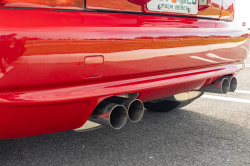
89, 96, 144, 129
229, 77, 237, 92
89, 102, 128, 129
199, 76, 237, 94
88, 75, 237, 130
104, 96, 144, 123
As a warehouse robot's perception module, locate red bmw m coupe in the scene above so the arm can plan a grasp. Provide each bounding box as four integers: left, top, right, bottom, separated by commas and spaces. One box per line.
0, 0, 249, 139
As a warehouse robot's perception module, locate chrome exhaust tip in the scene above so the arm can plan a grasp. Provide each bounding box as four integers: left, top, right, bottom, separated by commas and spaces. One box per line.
89, 102, 127, 129
104, 97, 144, 123
199, 77, 230, 94
229, 77, 237, 92
221, 78, 230, 94
127, 99, 144, 123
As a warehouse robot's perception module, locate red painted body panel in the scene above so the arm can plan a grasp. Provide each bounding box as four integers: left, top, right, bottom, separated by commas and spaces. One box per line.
86, 0, 223, 19
0, 0, 84, 10
220, 0, 234, 21
0, 9, 249, 139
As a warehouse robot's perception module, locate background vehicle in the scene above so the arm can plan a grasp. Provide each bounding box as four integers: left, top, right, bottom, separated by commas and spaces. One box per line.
0, 0, 249, 139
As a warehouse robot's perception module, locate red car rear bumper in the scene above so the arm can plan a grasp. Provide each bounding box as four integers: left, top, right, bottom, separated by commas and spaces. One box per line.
0, 9, 249, 139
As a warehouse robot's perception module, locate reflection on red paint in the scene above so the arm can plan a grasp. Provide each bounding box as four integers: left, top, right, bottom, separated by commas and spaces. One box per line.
220, 0, 234, 21
0, 9, 248, 139
127, 0, 150, 6
197, 0, 222, 19
84, 56, 104, 78
0, 0, 84, 9
86, 0, 142, 12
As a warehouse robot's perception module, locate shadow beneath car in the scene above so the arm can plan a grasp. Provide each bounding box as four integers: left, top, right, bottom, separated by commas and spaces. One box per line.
1, 108, 250, 165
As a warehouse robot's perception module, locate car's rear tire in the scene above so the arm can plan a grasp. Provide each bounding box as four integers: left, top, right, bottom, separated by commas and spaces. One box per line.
144, 92, 204, 112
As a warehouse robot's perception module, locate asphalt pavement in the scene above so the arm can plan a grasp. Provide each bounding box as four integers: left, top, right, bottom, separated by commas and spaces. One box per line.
1, 57, 250, 166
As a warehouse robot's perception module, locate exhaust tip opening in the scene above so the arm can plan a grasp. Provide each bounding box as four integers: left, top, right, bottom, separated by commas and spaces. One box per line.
109, 105, 127, 129
128, 100, 144, 123
229, 77, 237, 92
221, 78, 230, 94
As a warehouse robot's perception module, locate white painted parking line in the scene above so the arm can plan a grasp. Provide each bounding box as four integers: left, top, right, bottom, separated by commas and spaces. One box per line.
245, 64, 250, 67
202, 95, 250, 104
235, 90, 250, 94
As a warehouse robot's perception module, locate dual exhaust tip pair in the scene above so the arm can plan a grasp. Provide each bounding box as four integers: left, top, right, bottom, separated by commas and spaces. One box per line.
199, 76, 237, 94
89, 97, 144, 129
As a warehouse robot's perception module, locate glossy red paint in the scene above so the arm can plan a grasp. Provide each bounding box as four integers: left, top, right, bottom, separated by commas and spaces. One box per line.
86, 0, 142, 12
128, 0, 151, 6
86, 0, 223, 19
84, 56, 104, 78
0, 8, 249, 139
198, 0, 211, 11
0, 0, 84, 10
220, 0, 235, 21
